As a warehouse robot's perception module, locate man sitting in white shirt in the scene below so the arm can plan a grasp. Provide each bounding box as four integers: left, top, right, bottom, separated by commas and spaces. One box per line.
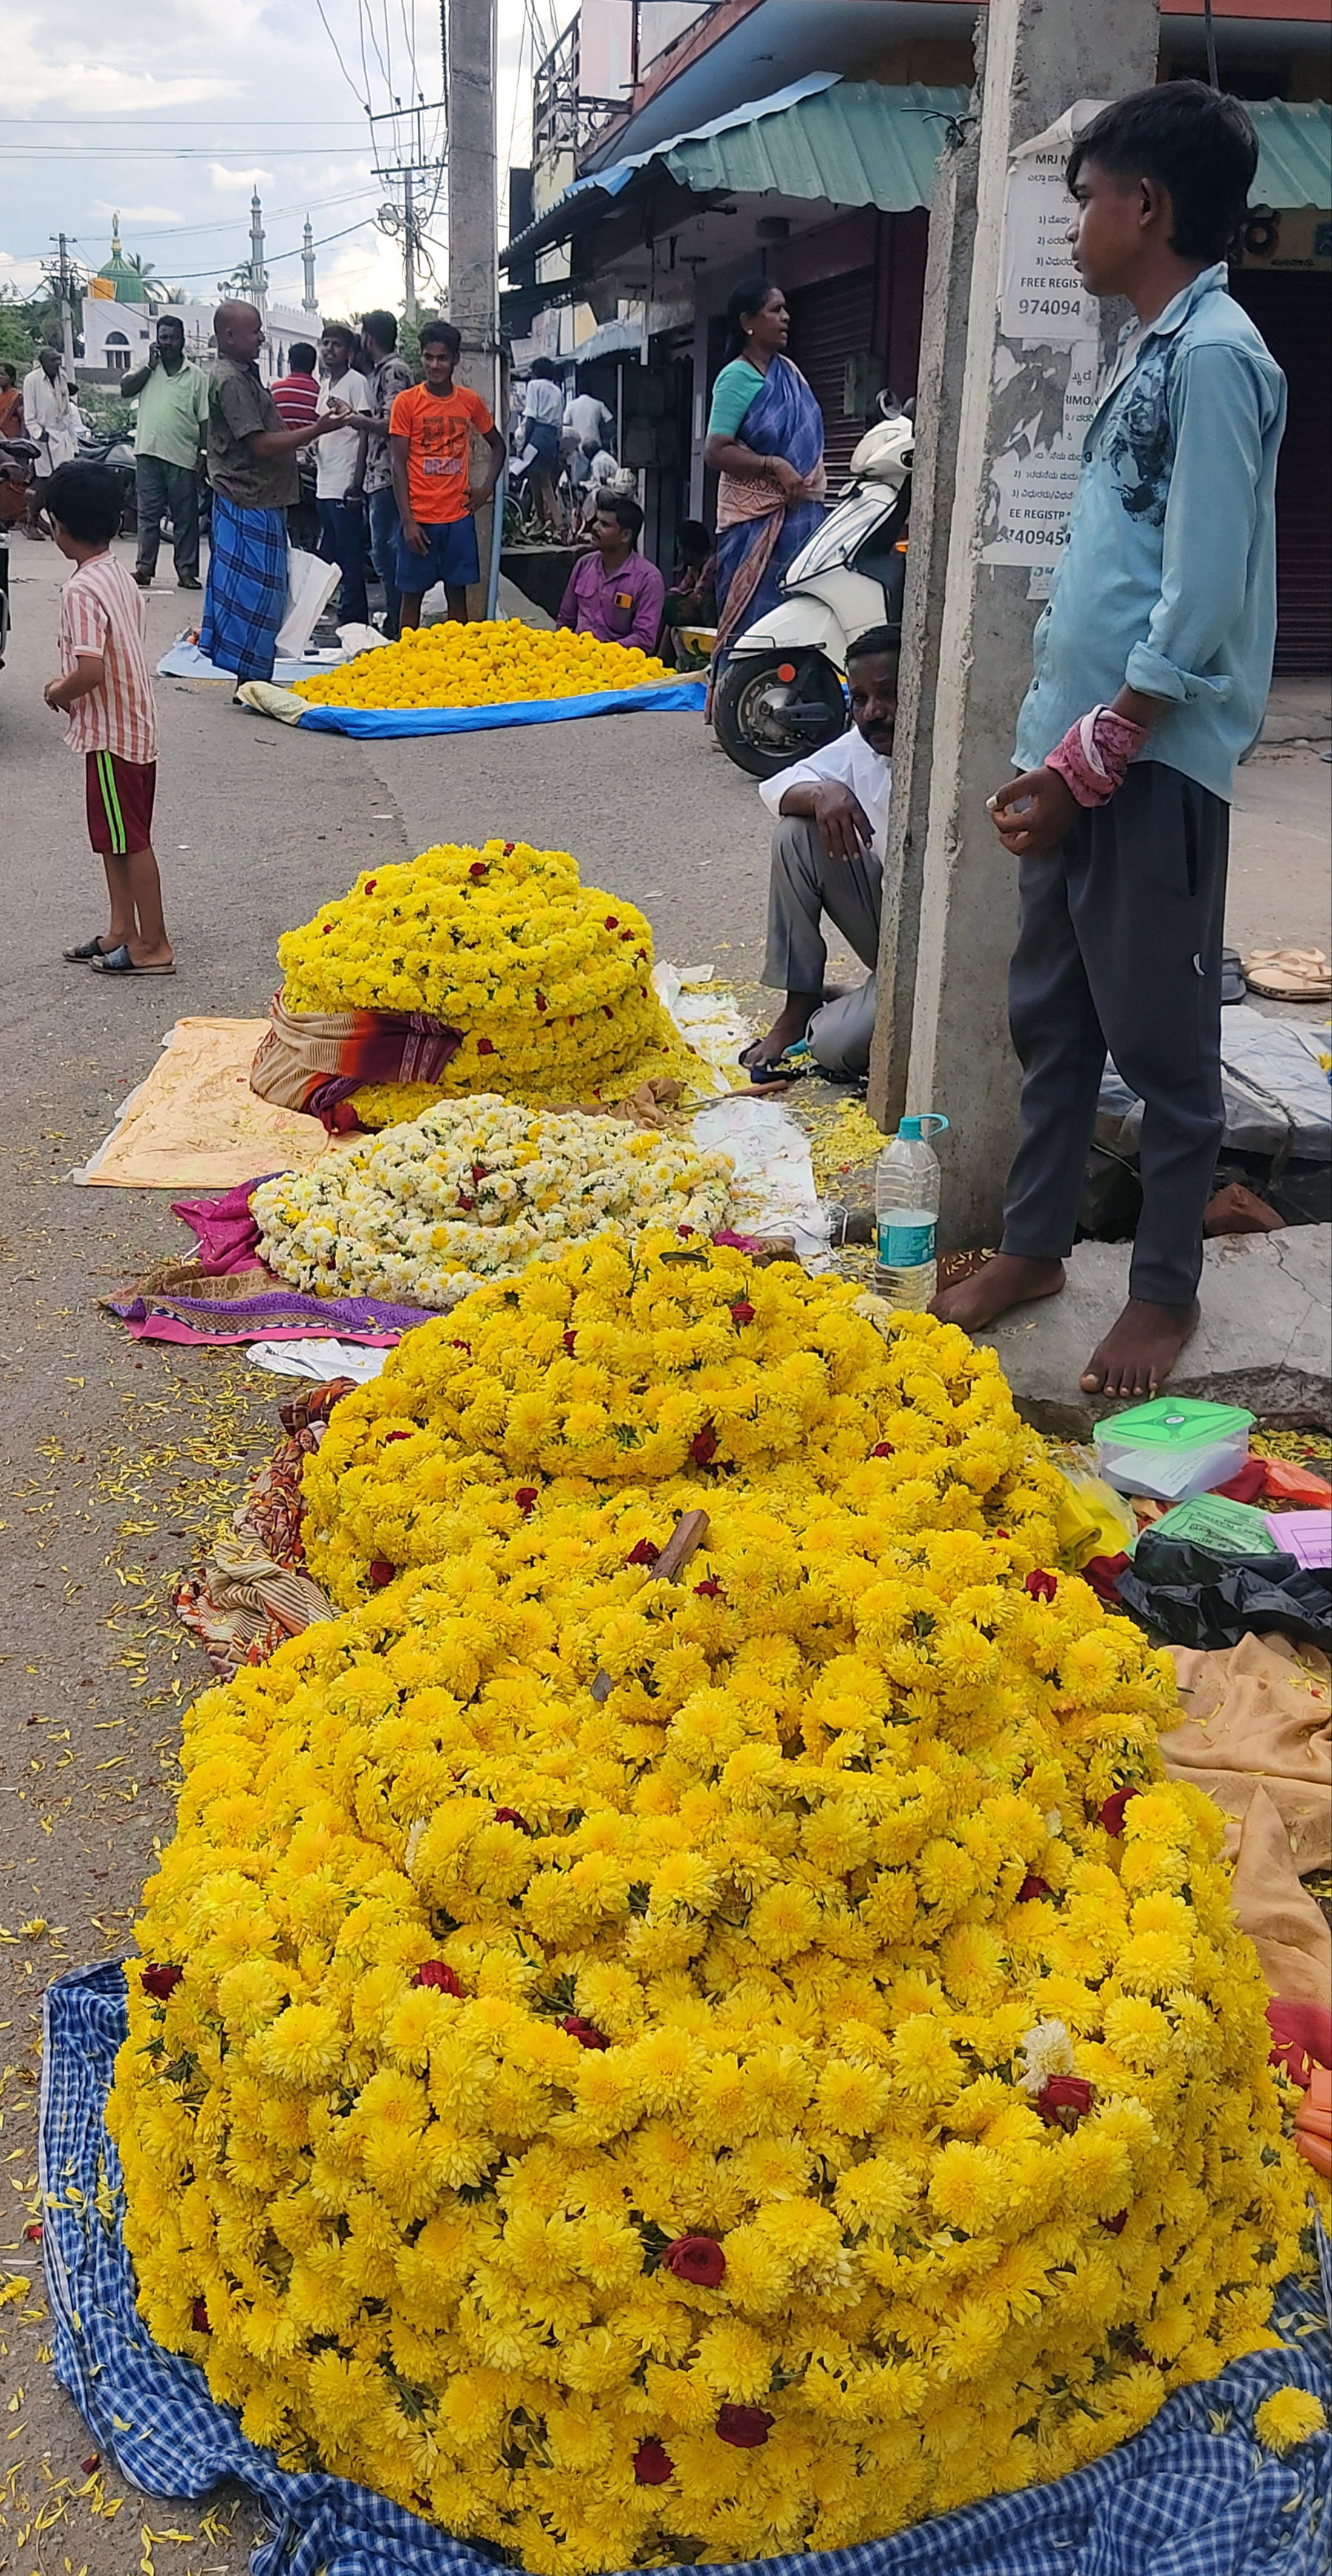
743, 626, 898, 1081
565, 386, 614, 485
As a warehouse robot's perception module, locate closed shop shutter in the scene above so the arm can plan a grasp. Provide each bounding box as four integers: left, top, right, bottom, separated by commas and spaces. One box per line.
787, 269, 877, 488
1230, 269, 1330, 676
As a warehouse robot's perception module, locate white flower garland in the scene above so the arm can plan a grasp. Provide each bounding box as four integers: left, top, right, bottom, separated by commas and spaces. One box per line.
252, 1096, 737, 1311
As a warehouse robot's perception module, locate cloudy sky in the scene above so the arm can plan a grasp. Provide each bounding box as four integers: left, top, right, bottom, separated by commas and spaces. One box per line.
0, 0, 575, 323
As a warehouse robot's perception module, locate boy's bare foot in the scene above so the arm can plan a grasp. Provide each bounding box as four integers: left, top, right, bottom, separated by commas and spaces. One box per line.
929, 1252, 1065, 1331
1080, 1298, 1199, 1399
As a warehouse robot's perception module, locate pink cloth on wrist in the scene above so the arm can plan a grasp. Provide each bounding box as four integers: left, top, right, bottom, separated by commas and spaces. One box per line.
1046, 705, 1149, 808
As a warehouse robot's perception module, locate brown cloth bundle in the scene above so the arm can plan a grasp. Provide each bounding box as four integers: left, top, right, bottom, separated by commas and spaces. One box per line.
250, 988, 462, 1128
1162, 1631, 1331, 2009
176, 1380, 349, 1676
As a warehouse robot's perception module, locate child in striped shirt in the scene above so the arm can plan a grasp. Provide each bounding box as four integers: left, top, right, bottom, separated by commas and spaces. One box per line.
42, 462, 173, 974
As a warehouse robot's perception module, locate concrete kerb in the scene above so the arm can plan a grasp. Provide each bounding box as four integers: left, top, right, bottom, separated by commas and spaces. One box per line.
973, 1223, 1332, 1437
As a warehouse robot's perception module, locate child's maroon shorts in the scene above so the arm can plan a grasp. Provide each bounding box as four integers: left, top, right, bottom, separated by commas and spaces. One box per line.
85, 749, 157, 857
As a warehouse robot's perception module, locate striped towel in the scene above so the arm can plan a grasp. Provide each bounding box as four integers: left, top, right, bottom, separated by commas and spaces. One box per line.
250, 985, 462, 1127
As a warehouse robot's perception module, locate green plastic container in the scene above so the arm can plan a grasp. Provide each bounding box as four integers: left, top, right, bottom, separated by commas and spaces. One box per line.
1093, 1397, 1253, 1503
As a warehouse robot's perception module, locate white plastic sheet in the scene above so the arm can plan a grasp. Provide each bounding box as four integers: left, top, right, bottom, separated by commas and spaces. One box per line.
246, 1338, 389, 1383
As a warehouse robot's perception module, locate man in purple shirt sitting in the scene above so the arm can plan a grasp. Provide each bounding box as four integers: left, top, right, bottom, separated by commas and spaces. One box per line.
556, 493, 665, 653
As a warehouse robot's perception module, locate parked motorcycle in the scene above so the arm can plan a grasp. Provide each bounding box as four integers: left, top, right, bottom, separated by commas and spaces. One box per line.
712, 394, 914, 780
0, 437, 38, 672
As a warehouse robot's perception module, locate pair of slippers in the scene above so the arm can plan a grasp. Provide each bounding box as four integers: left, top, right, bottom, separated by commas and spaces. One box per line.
63, 936, 175, 976
1242, 945, 1331, 1001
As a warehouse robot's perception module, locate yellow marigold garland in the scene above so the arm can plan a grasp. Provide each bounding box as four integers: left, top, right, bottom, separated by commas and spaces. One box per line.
277, 837, 697, 1128
108, 1238, 1316, 2571
291, 618, 672, 713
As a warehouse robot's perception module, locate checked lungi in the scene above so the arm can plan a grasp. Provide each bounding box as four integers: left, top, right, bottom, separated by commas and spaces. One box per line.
200, 490, 288, 682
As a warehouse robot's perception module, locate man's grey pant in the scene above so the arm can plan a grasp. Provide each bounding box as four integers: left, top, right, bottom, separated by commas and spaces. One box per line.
135, 454, 200, 582
368, 485, 402, 637
763, 812, 881, 1077
1001, 760, 1228, 1308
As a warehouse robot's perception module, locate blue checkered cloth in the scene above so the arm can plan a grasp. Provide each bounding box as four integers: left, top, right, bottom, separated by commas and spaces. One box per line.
41, 1963, 1331, 2576
200, 489, 288, 682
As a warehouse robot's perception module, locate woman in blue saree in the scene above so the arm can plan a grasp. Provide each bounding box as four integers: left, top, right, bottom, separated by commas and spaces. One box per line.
704, 278, 827, 658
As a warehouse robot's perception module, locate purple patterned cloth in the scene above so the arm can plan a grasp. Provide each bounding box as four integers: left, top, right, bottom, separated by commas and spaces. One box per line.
107, 1288, 442, 1346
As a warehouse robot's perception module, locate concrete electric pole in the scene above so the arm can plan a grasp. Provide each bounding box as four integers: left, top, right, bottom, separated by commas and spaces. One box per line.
867, 0, 1160, 1247
50, 234, 77, 372
403, 169, 417, 324
446, 0, 500, 613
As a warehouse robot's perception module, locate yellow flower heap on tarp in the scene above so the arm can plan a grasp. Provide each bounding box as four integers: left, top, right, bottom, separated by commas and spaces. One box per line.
109, 1239, 1314, 2574
292, 618, 671, 713
278, 837, 693, 1127
252, 1097, 737, 1312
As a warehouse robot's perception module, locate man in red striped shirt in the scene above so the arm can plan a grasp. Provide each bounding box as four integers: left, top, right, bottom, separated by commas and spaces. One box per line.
41, 461, 174, 975
271, 340, 321, 547
269, 343, 320, 432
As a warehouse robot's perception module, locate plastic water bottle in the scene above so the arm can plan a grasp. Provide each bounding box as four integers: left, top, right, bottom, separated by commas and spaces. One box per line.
872, 1113, 949, 1308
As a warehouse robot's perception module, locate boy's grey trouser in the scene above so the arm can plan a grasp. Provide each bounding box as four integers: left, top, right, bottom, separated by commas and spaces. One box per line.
762, 812, 881, 1078
1001, 760, 1228, 1309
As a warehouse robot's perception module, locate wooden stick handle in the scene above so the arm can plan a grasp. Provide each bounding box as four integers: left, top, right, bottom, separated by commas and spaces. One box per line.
649, 1508, 710, 1583
589, 1511, 713, 1700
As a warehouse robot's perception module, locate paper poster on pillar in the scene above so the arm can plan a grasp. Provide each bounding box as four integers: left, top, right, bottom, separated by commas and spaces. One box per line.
980, 101, 1111, 571
996, 145, 1100, 345
980, 337, 1100, 567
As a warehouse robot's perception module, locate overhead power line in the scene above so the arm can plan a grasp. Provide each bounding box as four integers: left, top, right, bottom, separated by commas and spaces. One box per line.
314, 0, 373, 109
0, 116, 370, 127
0, 145, 374, 159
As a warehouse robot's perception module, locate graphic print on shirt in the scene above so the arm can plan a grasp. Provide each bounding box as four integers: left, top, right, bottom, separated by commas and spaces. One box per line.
391, 385, 494, 524
1104, 343, 1177, 529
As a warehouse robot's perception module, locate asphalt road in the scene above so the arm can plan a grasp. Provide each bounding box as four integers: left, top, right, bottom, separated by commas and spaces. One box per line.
0, 533, 1324, 2571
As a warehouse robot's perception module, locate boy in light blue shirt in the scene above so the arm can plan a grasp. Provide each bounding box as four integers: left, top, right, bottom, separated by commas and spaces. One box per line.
935, 84, 1285, 1401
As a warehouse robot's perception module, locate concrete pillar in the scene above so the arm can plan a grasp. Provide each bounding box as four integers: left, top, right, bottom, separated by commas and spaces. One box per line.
447, 0, 499, 618
867, 0, 1159, 1247
867, 81, 983, 1135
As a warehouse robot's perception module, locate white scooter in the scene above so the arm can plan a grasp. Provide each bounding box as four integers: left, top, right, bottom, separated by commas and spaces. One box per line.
711, 394, 913, 778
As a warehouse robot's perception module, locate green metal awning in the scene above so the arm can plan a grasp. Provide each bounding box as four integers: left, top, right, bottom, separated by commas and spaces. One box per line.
656, 80, 970, 215
500, 82, 1331, 277
1248, 101, 1331, 209
501, 78, 970, 272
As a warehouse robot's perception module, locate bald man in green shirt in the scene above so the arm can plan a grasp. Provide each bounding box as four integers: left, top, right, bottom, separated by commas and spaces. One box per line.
122, 314, 209, 590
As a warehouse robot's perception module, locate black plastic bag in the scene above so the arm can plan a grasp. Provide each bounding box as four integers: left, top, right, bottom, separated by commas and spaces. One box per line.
1112, 1531, 1331, 1651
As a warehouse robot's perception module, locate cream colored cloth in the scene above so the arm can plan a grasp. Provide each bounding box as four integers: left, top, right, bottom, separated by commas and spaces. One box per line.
75, 1019, 354, 1190
1163, 1632, 1331, 2009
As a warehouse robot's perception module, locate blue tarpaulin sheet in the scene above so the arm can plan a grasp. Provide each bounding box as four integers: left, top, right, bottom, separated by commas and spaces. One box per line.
297, 678, 707, 737
41, 1961, 1332, 2576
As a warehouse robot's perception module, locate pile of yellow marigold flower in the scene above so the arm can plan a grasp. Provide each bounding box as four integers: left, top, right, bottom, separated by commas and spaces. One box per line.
292, 618, 671, 713
109, 1235, 1315, 2573
278, 837, 695, 1128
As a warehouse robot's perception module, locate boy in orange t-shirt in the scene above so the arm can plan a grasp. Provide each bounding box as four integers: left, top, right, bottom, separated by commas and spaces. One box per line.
388, 320, 505, 627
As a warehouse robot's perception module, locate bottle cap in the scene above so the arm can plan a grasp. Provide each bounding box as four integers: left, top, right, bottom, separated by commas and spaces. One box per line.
899, 1113, 949, 1141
